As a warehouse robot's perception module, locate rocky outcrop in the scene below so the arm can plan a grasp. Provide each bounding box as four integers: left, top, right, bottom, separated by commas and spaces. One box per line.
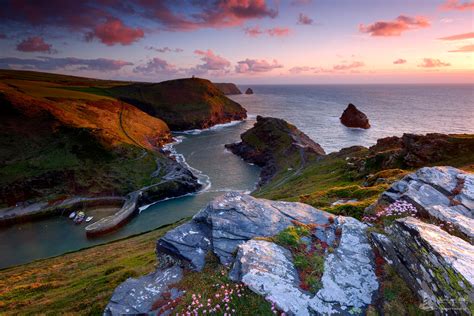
371, 217, 473, 314
245, 88, 253, 95
104, 265, 184, 315
108, 192, 379, 315
157, 192, 333, 270
340, 103, 370, 129
225, 116, 325, 185
377, 166, 473, 240
370, 166, 474, 314
230, 217, 379, 315
214, 82, 242, 95
108, 78, 247, 130
365, 133, 474, 171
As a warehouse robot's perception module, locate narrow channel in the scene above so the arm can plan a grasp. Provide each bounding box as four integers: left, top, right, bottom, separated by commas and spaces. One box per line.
0, 119, 260, 269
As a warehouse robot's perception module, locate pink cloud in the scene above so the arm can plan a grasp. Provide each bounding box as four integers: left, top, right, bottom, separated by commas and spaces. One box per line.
297, 13, 313, 25
85, 18, 144, 46
194, 49, 231, 71
332, 61, 365, 71
291, 0, 312, 5
438, 32, 474, 40
133, 57, 178, 75
440, 0, 474, 11
289, 66, 316, 74
449, 44, 474, 52
16, 36, 55, 53
418, 58, 451, 68
359, 15, 430, 36
244, 26, 290, 37
235, 58, 283, 73
393, 58, 407, 64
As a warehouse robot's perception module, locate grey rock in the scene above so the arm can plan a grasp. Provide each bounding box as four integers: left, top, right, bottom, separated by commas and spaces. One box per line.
230, 239, 310, 316
309, 217, 378, 315
230, 217, 378, 316
372, 217, 474, 314
380, 166, 473, 241
104, 265, 183, 315
157, 192, 333, 270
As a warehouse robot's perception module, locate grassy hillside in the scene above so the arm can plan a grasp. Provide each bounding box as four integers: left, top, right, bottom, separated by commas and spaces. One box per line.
0, 71, 173, 207
107, 78, 247, 130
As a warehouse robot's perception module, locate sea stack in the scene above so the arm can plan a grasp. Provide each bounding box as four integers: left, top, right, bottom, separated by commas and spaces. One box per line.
245, 88, 254, 95
340, 103, 370, 129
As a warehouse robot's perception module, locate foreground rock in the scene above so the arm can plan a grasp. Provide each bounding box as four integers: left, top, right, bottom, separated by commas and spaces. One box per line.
157, 192, 333, 270
105, 266, 183, 315
225, 116, 325, 185
107, 192, 379, 315
340, 103, 370, 129
214, 82, 242, 95
372, 217, 473, 313
377, 166, 473, 240
230, 217, 378, 315
245, 88, 253, 94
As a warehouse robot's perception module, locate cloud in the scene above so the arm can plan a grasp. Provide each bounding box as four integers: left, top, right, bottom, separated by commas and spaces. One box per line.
244, 26, 290, 37
359, 15, 430, 36
0, 33, 6, 39
85, 18, 144, 46
440, 0, 474, 11
449, 44, 474, 52
144, 0, 278, 31
16, 36, 56, 54
0, 56, 133, 71
291, 0, 312, 5
192, 49, 231, 74
418, 58, 451, 68
438, 32, 474, 40
332, 61, 365, 71
289, 66, 316, 74
145, 46, 184, 53
133, 57, 179, 75
393, 58, 407, 64
235, 58, 283, 73
297, 13, 313, 25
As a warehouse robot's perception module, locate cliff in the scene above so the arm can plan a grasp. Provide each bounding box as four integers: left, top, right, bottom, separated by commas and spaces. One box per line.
214, 82, 242, 95
108, 78, 247, 130
0, 70, 201, 208
225, 115, 325, 185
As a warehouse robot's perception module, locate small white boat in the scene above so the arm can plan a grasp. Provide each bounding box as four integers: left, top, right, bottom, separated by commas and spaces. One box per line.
85, 216, 93, 222
69, 212, 76, 219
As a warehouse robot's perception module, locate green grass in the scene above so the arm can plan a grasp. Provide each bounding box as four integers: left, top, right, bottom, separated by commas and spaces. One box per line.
0, 220, 186, 315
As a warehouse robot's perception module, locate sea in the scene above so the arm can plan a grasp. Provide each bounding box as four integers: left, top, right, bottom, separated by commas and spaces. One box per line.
1, 84, 472, 268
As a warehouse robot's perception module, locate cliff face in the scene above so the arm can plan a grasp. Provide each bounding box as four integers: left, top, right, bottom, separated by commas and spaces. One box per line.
225, 115, 325, 185
0, 71, 200, 207
108, 78, 247, 130
213, 82, 242, 95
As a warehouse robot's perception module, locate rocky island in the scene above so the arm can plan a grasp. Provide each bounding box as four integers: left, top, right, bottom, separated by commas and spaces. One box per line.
340, 103, 370, 129
245, 88, 254, 94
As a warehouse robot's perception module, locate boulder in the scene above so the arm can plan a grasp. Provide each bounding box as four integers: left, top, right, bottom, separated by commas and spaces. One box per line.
379, 166, 473, 240
371, 217, 474, 313
245, 88, 253, 94
157, 192, 333, 270
104, 265, 183, 315
229, 217, 379, 315
340, 103, 370, 129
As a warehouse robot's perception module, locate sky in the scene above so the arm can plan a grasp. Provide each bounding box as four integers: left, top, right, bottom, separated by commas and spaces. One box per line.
0, 0, 473, 84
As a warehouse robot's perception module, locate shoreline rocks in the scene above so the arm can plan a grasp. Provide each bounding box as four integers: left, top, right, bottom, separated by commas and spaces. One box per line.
225, 116, 325, 185
340, 103, 370, 129
245, 88, 253, 95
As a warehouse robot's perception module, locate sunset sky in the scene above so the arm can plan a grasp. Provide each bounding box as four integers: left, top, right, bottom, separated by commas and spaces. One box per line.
0, 0, 473, 83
